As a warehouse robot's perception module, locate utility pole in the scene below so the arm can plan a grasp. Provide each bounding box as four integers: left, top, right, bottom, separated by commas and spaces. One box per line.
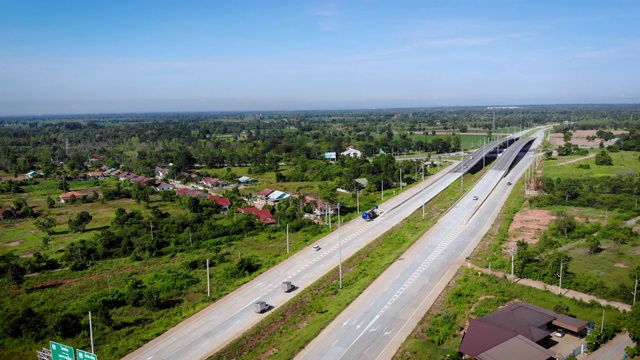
286, 224, 290, 254
601, 310, 605, 332
511, 244, 516, 282
400, 168, 403, 191
558, 260, 563, 294
634, 274, 638, 305
356, 190, 360, 214
381, 181, 384, 201
150, 221, 153, 242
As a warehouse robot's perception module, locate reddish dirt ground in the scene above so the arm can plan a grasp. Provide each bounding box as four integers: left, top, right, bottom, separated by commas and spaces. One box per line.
505, 209, 555, 251
548, 129, 625, 147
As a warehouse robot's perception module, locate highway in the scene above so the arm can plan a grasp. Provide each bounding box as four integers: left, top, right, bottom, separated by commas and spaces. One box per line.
295, 132, 543, 360
125, 159, 467, 359
123, 133, 531, 360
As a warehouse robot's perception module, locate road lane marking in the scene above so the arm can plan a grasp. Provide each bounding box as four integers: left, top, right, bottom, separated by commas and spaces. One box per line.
356, 321, 364, 329
370, 325, 379, 332
384, 328, 394, 335
332, 339, 339, 346
370, 301, 375, 307
343, 318, 351, 326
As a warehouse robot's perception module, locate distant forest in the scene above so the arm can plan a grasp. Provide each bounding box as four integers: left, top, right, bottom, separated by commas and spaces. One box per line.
1, 104, 639, 181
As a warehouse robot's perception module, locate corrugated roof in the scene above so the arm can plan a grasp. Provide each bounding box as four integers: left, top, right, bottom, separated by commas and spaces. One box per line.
459, 319, 517, 356
477, 335, 555, 360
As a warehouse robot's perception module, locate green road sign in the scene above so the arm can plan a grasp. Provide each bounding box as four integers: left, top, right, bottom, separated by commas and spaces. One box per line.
77, 349, 97, 360
50, 341, 75, 360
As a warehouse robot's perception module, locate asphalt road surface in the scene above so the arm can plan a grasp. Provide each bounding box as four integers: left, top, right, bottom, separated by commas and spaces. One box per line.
124, 160, 468, 360
295, 131, 544, 360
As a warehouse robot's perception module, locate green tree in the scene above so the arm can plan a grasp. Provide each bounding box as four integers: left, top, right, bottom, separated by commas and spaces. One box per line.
595, 150, 613, 166
585, 235, 600, 254
555, 211, 577, 238
34, 216, 56, 235
68, 211, 92, 232
628, 302, 640, 343
46, 196, 55, 209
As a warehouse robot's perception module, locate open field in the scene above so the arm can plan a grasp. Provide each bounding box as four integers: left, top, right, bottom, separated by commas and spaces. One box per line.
544, 150, 640, 178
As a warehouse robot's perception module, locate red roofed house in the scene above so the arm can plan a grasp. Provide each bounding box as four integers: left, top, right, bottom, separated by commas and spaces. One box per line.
59, 191, 85, 203
154, 167, 170, 180
176, 188, 191, 196
304, 196, 333, 216
238, 207, 276, 225
90, 154, 104, 162
211, 195, 231, 211
201, 177, 228, 188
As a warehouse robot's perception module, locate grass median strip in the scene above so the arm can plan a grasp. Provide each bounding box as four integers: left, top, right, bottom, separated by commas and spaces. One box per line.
210, 170, 486, 360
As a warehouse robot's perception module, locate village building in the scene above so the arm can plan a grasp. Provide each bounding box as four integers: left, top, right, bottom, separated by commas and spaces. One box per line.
341, 145, 363, 158
238, 207, 276, 225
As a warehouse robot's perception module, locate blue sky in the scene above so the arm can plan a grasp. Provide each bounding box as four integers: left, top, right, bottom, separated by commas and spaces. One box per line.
1, 0, 639, 115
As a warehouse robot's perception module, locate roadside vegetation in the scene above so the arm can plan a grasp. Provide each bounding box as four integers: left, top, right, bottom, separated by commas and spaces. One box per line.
210, 167, 488, 359
1, 105, 639, 359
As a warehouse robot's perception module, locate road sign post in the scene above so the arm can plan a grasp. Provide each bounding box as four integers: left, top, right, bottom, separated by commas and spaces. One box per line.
77, 349, 97, 360
50, 341, 75, 360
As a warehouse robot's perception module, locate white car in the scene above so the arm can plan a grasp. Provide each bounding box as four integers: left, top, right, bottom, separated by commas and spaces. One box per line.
312, 246, 321, 251
554, 328, 566, 338
472, 196, 478, 200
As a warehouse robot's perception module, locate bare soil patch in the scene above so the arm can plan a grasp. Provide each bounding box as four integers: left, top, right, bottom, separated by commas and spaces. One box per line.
549, 129, 625, 147
4, 240, 20, 247
507, 209, 555, 248
614, 263, 629, 268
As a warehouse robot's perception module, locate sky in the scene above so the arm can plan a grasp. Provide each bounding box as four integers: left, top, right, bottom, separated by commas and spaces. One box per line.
1, 0, 639, 115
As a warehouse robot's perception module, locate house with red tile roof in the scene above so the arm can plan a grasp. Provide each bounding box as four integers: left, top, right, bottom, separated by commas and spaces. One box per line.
59, 191, 85, 203
175, 188, 191, 196
211, 195, 231, 211
201, 177, 228, 188
238, 207, 275, 225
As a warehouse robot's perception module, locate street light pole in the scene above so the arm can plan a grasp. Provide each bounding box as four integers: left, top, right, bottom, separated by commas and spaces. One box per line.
422, 188, 426, 220
89, 311, 94, 354
338, 203, 343, 289
461, 149, 464, 192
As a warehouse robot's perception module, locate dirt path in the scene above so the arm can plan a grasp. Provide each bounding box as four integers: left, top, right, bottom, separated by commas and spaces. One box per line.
548, 153, 596, 167
469, 264, 631, 312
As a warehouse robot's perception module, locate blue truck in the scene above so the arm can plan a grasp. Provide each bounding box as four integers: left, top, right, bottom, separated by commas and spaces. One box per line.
362, 205, 379, 221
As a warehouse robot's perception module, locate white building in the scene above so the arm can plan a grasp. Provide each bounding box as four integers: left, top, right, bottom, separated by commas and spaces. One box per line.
341, 146, 362, 158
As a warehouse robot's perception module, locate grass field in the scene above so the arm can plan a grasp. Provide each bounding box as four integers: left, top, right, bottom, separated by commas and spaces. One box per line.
544, 150, 640, 178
